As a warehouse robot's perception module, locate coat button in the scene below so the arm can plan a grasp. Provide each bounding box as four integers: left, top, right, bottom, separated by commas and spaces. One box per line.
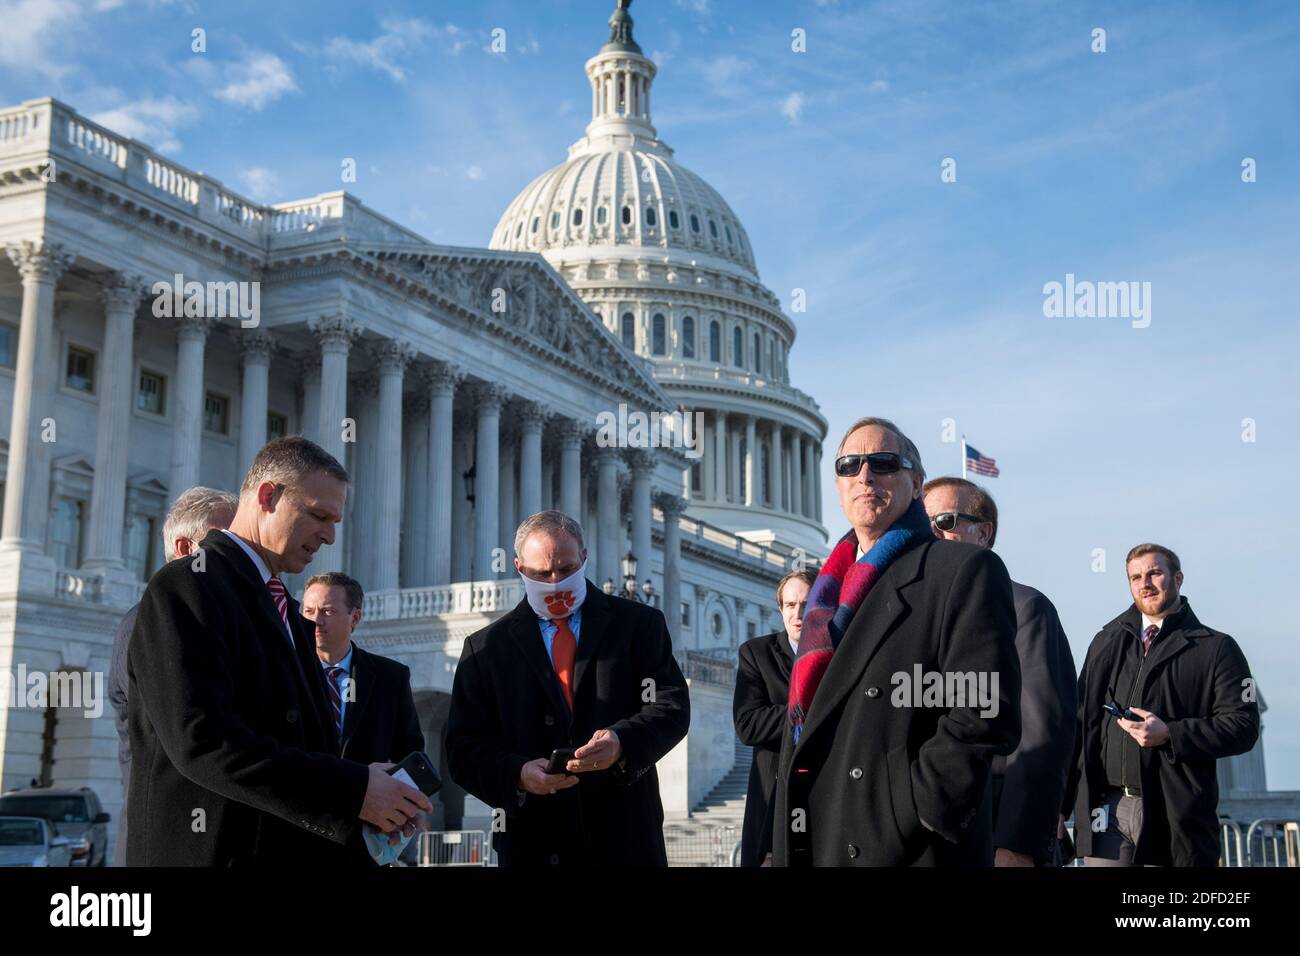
285, 709, 298, 723
849, 767, 863, 780
549, 853, 560, 865
544, 715, 555, 726
847, 844, 859, 859
960, 821, 969, 829
866, 687, 880, 698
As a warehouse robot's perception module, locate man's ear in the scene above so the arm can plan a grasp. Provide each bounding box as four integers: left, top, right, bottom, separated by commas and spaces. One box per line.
1174, 570, 1184, 590
257, 481, 282, 512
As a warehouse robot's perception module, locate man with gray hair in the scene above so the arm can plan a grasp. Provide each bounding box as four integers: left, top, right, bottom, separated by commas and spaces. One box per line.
126, 436, 431, 866
447, 509, 690, 865
107, 485, 237, 865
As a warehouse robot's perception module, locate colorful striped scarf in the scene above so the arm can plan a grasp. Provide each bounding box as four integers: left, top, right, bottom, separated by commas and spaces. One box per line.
788, 498, 933, 744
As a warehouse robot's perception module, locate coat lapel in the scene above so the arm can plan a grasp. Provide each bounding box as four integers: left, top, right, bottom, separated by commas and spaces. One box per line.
571, 582, 614, 703
507, 599, 570, 719
340, 644, 374, 754
791, 539, 929, 761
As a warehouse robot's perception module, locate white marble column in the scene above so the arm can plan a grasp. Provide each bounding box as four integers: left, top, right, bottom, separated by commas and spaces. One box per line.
557, 419, 583, 519
238, 330, 275, 475
305, 316, 357, 574
425, 364, 459, 586
743, 414, 757, 507
401, 392, 430, 588
712, 411, 727, 502
168, 314, 214, 506
656, 493, 685, 636
298, 353, 321, 444
373, 342, 412, 591
813, 442, 823, 524
350, 374, 380, 584
594, 447, 621, 586
83, 272, 145, 570
771, 423, 785, 514
730, 424, 743, 504
309, 315, 359, 464
498, 424, 517, 554
472, 384, 508, 579
517, 401, 545, 521
628, 450, 654, 579
450, 417, 472, 582
802, 433, 815, 518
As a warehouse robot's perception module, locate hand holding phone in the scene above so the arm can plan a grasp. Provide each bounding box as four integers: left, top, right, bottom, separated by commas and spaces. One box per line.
544, 747, 577, 775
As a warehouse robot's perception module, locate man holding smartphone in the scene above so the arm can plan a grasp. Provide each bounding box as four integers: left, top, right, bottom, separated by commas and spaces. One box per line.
446, 510, 690, 866
1064, 544, 1259, 866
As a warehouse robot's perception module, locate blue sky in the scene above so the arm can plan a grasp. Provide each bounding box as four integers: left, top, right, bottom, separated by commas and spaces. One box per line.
3, 0, 1298, 786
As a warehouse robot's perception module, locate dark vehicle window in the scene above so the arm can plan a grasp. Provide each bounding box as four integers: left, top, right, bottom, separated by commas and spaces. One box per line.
0, 819, 44, 845
0, 796, 89, 823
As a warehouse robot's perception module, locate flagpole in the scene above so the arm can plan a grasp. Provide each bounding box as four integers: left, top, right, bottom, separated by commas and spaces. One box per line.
961, 436, 967, 480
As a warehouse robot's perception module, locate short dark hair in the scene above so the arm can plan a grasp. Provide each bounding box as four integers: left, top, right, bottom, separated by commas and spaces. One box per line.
304, 572, 365, 614
1126, 543, 1181, 576
775, 568, 817, 608
922, 476, 999, 547
240, 436, 349, 498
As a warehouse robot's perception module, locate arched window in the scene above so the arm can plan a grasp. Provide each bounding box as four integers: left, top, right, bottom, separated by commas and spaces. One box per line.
709, 219, 719, 239
709, 320, 721, 362
573, 207, 583, 226
725, 224, 733, 244
669, 209, 680, 229
682, 316, 695, 359
645, 206, 657, 227
754, 332, 762, 374
621, 312, 636, 350
690, 213, 700, 233
651, 313, 666, 355
515, 221, 523, 238
733, 326, 744, 367
531, 216, 539, 234
596, 205, 607, 225
769, 339, 776, 377
550, 211, 560, 229
621, 205, 632, 225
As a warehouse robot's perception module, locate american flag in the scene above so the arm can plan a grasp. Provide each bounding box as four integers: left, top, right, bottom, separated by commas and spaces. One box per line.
965, 443, 1000, 477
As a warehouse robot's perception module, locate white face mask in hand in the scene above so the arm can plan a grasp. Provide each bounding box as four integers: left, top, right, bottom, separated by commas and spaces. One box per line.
520, 561, 588, 620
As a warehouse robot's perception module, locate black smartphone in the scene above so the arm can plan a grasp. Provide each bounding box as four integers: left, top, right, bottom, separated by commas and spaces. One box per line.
387, 751, 442, 796
1103, 700, 1140, 721
545, 747, 578, 775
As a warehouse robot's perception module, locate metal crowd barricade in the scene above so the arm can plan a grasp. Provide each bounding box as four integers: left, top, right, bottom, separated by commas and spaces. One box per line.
1244, 819, 1300, 867
664, 824, 740, 867
416, 829, 493, 866
1219, 819, 1245, 867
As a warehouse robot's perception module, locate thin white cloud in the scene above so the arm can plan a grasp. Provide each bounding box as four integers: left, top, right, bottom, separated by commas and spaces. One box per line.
0, 0, 80, 78
318, 17, 446, 81
868, 79, 889, 94
465, 165, 484, 181
88, 95, 198, 153
239, 166, 280, 200
780, 91, 805, 123
214, 51, 298, 110
702, 54, 751, 98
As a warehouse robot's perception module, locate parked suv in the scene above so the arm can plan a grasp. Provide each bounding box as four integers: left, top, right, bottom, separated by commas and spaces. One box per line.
0, 816, 73, 867
0, 787, 109, 866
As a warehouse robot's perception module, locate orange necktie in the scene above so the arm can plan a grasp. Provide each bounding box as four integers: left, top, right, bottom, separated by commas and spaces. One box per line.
552, 616, 577, 710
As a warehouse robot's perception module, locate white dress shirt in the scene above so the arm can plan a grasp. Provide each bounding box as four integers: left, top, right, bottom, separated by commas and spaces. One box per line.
220, 529, 294, 648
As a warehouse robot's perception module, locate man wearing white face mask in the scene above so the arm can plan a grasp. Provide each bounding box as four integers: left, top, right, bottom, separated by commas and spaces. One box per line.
446, 510, 690, 866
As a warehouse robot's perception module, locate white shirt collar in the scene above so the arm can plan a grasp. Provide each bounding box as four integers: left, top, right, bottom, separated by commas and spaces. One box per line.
221, 529, 272, 584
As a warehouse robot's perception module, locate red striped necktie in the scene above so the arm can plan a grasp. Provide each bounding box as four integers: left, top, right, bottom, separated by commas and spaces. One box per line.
266, 575, 294, 646
1142, 624, 1158, 656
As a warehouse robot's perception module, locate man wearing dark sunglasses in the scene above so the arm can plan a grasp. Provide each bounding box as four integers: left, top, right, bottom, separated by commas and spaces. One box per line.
923, 477, 1077, 867
772, 417, 1020, 867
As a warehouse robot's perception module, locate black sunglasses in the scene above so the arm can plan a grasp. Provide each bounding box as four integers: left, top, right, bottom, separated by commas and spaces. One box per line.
833, 452, 915, 478
929, 511, 986, 532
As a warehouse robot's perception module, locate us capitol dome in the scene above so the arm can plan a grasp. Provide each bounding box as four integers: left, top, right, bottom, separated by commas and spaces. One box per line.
491, 0, 828, 554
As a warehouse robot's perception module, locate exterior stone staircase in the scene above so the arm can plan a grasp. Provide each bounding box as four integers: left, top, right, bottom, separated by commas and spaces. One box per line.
664, 737, 752, 866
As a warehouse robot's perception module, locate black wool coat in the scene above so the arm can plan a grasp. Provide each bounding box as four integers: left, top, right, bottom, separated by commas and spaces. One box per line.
126, 530, 370, 866
446, 583, 690, 866
733, 631, 794, 866
1065, 600, 1259, 866
773, 538, 1022, 867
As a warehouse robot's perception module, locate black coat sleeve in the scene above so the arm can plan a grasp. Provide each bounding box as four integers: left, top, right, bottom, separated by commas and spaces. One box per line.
445, 638, 531, 812
910, 548, 1022, 844
1163, 635, 1260, 764
607, 607, 691, 779
129, 569, 369, 843
992, 592, 1078, 859
733, 642, 786, 748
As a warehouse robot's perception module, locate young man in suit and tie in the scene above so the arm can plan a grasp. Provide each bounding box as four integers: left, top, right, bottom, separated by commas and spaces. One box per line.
301, 571, 426, 865
126, 436, 431, 866
446, 509, 690, 866
734, 568, 815, 867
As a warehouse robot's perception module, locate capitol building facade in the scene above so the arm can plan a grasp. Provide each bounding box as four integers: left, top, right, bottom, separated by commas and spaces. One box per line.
0, 3, 828, 848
